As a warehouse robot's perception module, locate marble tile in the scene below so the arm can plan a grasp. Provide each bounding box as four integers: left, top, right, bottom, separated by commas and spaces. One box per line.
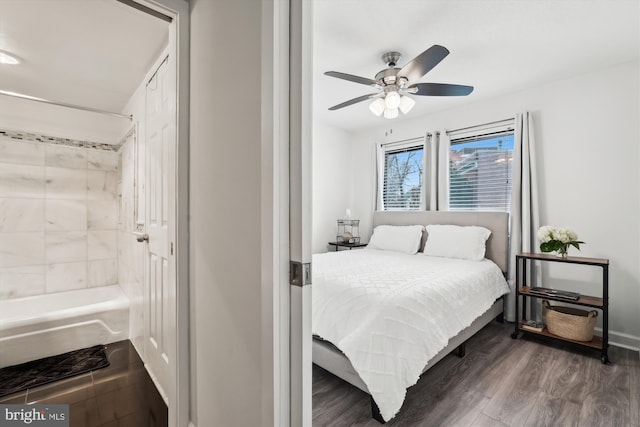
0, 198, 44, 232
45, 167, 87, 200
46, 262, 87, 293
0, 163, 45, 198
0, 232, 45, 268
0, 265, 45, 299
88, 230, 117, 260
0, 137, 45, 166
45, 144, 87, 169
87, 200, 118, 230
0, 130, 118, 152
87, 170, 117, 200
45, 231, 87, 263
87, 259, 118, 288
87, 149, 118, 171
45, 199, 87, 231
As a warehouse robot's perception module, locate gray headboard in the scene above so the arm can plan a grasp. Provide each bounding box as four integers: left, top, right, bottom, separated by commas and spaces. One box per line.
372, 211, 510, 272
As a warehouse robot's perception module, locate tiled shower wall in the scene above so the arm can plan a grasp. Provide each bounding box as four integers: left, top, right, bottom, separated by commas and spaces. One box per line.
0, 134, 119, 299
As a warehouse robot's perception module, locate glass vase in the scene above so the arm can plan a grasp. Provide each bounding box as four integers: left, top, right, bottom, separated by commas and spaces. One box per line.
556, 245, 569, 258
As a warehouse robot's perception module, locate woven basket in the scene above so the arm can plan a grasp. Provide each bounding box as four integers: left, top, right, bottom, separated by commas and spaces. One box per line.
543, 300, 598, 342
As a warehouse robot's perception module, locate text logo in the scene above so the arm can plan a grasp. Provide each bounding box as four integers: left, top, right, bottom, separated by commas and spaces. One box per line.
0, 405, 68, 427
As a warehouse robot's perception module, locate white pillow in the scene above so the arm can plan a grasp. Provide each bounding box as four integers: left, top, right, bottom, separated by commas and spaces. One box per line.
367, 225, 424, 255
422, 224, 491, 261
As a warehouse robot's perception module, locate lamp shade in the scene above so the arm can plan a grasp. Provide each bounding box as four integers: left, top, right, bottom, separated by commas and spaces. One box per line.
399, 95, 416, 114
384, 91, 401, 109
369, 98, 385, 116
383, 107, 399, 119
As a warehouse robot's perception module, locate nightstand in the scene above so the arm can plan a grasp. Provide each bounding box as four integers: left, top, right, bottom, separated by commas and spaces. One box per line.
328, 242, 367, 251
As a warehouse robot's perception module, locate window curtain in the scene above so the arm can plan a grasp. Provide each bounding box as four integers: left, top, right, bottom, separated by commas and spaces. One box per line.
422, 131, 450, 211
505, 111, 540, 322
436, 131, 450, 211
375, 143, 385, 211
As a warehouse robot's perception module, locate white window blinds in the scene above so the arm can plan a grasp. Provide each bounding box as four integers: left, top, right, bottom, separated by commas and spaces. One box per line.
382, 141, 424, 210
449, 130, 514, 212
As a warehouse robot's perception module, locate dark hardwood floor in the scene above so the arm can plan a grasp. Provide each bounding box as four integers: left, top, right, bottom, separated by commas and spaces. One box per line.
313, 322, 640, 427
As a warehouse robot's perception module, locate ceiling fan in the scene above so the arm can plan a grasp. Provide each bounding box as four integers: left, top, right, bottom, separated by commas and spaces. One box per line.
325, 44, 473, 119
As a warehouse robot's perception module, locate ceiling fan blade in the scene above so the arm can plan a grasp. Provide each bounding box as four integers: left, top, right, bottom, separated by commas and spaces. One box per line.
328, 93, 381, 110
324, 71, 378, 86
407, 83, 474, 96
398, 45, 450, 82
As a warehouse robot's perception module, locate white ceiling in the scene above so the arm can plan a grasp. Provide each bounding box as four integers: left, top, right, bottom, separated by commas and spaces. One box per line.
0, 1, 637, 132
314, 0, 640, 132
0, 0, 168, 114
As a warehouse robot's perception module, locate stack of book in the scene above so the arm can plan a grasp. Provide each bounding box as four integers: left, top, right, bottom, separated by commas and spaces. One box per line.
521, 320, 544, 332
529, 287, 580, 301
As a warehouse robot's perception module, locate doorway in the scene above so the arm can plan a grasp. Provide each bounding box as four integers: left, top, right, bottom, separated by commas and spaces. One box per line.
127, 2, 190, 427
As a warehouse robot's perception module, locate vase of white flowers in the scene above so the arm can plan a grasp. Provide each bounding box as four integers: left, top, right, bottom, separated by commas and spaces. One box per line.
537, 226, 584, 258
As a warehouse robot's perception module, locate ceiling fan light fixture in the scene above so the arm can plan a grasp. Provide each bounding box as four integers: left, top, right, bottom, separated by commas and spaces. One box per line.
369, 98, 385, 116
384, 91, 401, 109
399, 95, 416, 114
383, 107, 399, 119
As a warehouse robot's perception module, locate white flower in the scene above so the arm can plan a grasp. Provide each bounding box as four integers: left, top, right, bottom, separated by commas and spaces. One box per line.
537, 225, 553, 242
537, 226, 579, 244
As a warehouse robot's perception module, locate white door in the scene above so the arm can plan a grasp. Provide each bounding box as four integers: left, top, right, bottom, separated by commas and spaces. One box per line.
289, 0, 313, 425
144, 55, 176, 402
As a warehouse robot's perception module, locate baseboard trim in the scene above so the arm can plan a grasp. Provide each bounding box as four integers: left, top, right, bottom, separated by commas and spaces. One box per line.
595, 327, 640, 351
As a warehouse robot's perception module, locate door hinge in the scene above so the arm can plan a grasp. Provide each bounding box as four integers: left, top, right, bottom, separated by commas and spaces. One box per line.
171, 242, 174, 255
290, 261, 311, 287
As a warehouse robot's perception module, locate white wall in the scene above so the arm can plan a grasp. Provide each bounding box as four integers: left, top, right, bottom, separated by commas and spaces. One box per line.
0, 96, 124, 144
190, 0, 271, 425
312, 123, 356, 253
340, 60, 640, 348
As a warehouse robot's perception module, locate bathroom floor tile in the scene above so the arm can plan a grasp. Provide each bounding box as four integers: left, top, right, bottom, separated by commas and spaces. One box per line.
1, 340, 167, 427
69, 396, 102, 427
0, 389, 26, 403
26, 372, 95, 405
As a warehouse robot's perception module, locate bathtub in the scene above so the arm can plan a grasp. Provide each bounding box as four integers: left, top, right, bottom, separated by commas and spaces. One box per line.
0, 285, 129, 368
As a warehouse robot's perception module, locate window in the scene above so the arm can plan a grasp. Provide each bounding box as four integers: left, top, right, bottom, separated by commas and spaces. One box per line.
382, 143, 424, 210
449, 131, 514, 212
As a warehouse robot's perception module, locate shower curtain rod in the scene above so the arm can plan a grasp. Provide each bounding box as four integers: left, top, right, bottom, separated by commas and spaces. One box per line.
0, 90, 133, 120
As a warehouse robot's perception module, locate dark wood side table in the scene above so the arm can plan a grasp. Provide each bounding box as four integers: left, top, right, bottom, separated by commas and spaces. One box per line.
511, 252, 609, 363
328, 242, 367, 251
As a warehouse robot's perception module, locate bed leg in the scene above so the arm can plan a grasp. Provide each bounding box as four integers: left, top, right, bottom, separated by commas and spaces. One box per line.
371, 396, 385, 423
455, 343, 466, 358
495, 312, 504, 323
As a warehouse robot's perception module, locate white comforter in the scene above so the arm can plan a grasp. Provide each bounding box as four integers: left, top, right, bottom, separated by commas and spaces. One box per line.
312, 249, 510, 421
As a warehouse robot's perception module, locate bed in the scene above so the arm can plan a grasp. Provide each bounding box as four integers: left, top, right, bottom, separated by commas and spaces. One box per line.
312, 210, 510, 423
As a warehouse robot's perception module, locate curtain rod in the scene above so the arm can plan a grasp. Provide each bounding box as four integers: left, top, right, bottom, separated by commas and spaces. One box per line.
446, 117, 515, 135
0, 90, 133, 120
380, 136, 425, 148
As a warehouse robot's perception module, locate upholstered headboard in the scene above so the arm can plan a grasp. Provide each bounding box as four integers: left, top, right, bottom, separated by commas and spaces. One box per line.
372, 211, 510, 273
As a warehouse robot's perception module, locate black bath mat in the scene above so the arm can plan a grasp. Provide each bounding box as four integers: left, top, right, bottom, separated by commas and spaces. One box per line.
0, 345, 110, 397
